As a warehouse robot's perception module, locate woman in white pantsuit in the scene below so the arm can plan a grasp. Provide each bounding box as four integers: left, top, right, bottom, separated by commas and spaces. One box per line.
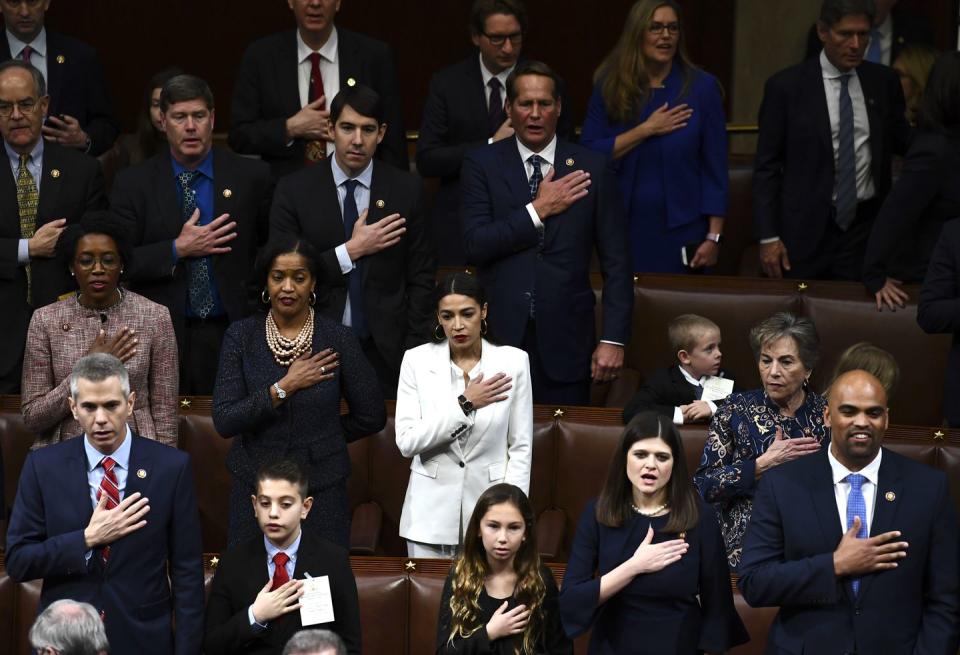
396, 272, 533, 558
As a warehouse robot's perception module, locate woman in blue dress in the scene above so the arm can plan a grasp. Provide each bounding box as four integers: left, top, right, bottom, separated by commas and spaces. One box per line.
559, 412, 748, 654
581, 0, 728, 273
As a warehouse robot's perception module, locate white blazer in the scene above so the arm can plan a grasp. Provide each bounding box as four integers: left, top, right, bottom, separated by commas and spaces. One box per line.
395, 339, 533, 545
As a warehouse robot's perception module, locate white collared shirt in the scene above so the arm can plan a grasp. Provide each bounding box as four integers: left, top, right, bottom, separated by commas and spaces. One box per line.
672, 366, 718, 425
516, 134, 556, 230
828, 444, 883, 536
6, 27, 47, 85
820, 50, 875, 204
478, 53, 514, 108
7, 139, 44, 265
296, 27, 339, 158
330, 155, 373, 328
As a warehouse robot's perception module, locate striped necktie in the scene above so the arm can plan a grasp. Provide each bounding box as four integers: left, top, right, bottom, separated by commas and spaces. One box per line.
97, 457, 121, 563
17, 153, 38, 304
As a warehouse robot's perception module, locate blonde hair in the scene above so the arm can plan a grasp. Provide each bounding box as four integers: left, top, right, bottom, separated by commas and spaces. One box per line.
894, 44, 938, 126
668, 314, 720, 354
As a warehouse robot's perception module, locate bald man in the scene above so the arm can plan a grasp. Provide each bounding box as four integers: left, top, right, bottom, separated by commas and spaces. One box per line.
739, 370, 960, 654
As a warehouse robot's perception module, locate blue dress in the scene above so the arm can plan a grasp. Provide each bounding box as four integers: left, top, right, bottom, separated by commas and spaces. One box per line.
559, 499, 748, 654
580, 65, 728, 273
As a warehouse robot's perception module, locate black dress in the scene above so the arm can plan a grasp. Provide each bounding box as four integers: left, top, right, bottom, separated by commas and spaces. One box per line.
436, 564, 573, 654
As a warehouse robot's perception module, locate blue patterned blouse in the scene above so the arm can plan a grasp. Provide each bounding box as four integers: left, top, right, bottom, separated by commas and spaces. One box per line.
693, 388, 830, 569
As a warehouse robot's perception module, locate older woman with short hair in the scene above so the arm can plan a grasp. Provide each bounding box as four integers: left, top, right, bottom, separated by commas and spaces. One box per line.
694, 312, 829, 569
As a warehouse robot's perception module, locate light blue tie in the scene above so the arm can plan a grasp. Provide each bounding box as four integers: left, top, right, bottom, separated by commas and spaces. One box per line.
865, 29, 882, 63
845, 473, 868, 595
835, 74, 858, 231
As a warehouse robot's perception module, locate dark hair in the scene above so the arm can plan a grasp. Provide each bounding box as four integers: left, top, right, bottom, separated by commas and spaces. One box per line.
749, 312, 820, 372
818, 0, 875, 28
0, 60, 45, 96
329, 84, 384, 124
595, 412, 699, 533
918, 51, 960, 134
256, 458, 310, 500
159, 74, 214, 113
829, 341, 899, 398
59, 210, 134, 281
448, 484, 544, 654
505, 60, 560, 102
253, 238, 323, 311
432, 272, 496, 343
136, 67, 183, 159
469, 0, 527, 36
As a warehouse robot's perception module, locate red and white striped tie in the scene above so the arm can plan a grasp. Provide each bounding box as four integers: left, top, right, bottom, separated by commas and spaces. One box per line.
97, 457, 120, 562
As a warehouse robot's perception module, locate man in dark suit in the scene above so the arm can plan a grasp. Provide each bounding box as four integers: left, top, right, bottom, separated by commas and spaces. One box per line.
204, 459, 361, 655
754, 0, 911, 281
5, 353, 205, 655
0, 60, 105, 393
0, 0, 118, 156
461, 60, 632, 406
804, 0, 934, 66
229, 0, 406, 179
271, 84, 434, 397
739, 369, 960, 654
111, 74, 273, 395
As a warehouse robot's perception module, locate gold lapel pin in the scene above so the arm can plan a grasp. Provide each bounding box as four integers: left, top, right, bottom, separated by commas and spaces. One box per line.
61, 322, 70, 331
565, 157, 574, 166
137, 469, 147, 479
50, 169, 60, 178
56, 55, 65, 64
347, 77, 357, 87
375, 199, 385, 209
885, 491, 896, 502
222, 189, 232, 198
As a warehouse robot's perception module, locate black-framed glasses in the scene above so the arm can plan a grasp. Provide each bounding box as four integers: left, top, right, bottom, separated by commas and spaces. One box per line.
0, 98, 39, 118
648, 22, 680, 35
483, 31, 523, 47
75, 254, 121, 271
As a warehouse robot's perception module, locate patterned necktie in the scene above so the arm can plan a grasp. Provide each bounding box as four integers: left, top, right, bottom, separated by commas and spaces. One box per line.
97, 457, 120, 563
342, 179, 368, 339
20, 45, 32, 64
845, 473, 868, 595
271, 552, 290, 590
177, 170, 215, 318
528, 154, 543, 199
17, 153, 38, 304
304, 52, 327, 164
487, 77, 506, 137
865, 29, 882, 64
835, 74, 858, 231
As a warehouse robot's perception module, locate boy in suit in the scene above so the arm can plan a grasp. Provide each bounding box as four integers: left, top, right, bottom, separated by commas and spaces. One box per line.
204, 459, 361, 655
623, 314, 733, 424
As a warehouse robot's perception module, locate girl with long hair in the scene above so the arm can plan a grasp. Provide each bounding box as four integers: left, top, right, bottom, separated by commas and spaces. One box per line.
437, 483, 571, 654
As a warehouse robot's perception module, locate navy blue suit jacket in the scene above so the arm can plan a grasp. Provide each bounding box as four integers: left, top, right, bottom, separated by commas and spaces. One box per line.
5, 434, 205, 655
738, 447, 960, 655
460, 138, 632, 383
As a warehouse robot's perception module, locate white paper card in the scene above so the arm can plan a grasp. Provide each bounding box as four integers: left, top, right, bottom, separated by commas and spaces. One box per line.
701, 376, 734, 402
299, 575, 335, 626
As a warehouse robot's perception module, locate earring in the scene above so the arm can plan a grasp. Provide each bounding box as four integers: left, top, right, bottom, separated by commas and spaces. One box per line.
309, 291, 316, 306
480, 319, 488, 336
70, 270, 75, 277
434, 324, 445, 341
261, 290, 270, 304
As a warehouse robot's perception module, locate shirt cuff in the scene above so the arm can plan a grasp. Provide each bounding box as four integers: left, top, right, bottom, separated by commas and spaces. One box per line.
599, 340, 624, 347
673, 407, 684, 424
705, 399, 718, 414
335, 244, 355, 274
525, 202, 544, 230
171, 241, 179, 266
18, 238, 29, 264
759, 236, 780, 244
248, 605, 268, 631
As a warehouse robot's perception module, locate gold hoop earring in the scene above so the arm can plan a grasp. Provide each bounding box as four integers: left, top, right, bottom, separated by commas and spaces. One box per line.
434, 324, 445, 341
480, 319, 488, 336
261, 290, 270, 304
309, 291, 316, 306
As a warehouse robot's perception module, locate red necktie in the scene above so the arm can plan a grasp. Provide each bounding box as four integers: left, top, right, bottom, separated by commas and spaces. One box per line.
308, 52, 325, 107
96, 457, 120, 562
271, 552, 290, 590
20, 45, 32, 64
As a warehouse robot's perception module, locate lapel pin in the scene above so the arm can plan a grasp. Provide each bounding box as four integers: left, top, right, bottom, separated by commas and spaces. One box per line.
137, 469, 147, 479
61, 322, 70, 331
347, 77, 356, 87
375, 199, 385, 209
50, 168, 60, 178
56, 54, 65, 64
885, 491, 896, 502
565, 157, 574, 166
222, 188, 232, 198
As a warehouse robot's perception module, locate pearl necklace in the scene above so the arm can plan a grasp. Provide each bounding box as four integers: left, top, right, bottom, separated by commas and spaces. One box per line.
265, 308, 314, 366
631, 501, 669, 517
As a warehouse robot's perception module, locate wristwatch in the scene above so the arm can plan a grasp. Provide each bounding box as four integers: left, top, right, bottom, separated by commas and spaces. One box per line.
706, 233, 723, 245
273, 382, 287, 400
458, 394, 475, 415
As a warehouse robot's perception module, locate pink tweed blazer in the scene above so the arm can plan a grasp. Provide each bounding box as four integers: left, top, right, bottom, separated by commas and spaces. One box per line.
21, 290, 179, 447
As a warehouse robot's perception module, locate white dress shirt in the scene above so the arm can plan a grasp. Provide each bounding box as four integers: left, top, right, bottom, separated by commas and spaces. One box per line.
7, 139, 44, 265
828, 445, 882, 535
330, 155, 373, 328
6, 27, 47, 87
296, 27, 339, 158
672, 366, 718, 425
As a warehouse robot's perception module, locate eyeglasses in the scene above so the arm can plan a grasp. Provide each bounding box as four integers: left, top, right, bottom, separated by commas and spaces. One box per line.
648, 22, 680, 35
0, 98, 39, 118
75, 254, 121, 271
483, 31, 523, 47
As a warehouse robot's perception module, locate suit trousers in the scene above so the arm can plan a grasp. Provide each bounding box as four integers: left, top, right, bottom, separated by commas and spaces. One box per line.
521, 319, 591, 406
359, 336, 398, 400
180, 315, 228, 395
789, 197, 881, 281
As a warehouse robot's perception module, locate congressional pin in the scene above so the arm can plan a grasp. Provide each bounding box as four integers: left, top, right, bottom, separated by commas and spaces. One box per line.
56, 55, 65, 64
50, 169, 60, 178
565, 158, 574, 166
347, 77, 356, 87
61, 322, 70, 331
222, 188, 232, 198
885, 491, 896, 502
375, 199, 385, 209
137, 469, 147, 479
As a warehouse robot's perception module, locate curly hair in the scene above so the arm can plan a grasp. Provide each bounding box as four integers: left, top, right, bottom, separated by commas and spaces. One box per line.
447, 484, 545, 654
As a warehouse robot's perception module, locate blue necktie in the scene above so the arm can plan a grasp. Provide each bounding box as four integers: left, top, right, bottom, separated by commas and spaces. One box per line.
835, 74, 858, 231
845, 473, 868, 595
527, 155, 545, 319
342, 179, 369, 339
865, 29, 882, 63
177, 170, 215, 318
